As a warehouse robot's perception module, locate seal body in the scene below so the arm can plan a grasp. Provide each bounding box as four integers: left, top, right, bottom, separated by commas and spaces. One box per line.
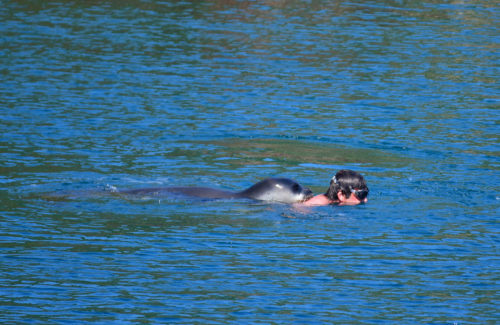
122, 178, 313, 204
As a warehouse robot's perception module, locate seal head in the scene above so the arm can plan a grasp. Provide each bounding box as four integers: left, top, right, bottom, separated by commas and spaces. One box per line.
237, 178, 313, 203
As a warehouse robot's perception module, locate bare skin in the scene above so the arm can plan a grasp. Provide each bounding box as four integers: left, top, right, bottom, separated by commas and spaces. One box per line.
301, 191, 368, 206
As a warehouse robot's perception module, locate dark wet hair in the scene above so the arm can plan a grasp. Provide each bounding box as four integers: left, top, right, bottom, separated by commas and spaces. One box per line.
325, 169, 369, 201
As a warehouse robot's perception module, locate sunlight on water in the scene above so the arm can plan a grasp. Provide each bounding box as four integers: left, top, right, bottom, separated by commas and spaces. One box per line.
1, 0, 498, 324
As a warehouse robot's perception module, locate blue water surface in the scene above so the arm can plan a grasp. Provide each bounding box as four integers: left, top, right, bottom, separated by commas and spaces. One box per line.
1, 1, 499, 324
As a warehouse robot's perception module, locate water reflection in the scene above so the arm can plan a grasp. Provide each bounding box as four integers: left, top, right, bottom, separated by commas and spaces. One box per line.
1, 0, 499, 323
193, 137, 414, 168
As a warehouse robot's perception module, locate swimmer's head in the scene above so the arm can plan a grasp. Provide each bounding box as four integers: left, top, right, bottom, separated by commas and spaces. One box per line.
325, 169, 369, 203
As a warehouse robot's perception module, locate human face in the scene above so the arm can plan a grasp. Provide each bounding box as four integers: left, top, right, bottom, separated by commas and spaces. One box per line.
337, 189, 368, 205
350, 187, 369, 202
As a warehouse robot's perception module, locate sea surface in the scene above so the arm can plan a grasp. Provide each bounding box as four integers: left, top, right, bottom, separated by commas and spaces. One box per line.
1, 1, 499, 324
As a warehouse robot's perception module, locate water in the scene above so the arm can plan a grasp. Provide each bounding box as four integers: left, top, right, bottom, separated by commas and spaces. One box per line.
1, 0, 499, 323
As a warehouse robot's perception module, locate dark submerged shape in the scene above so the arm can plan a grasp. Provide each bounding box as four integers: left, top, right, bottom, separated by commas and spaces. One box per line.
122, 178, 314, 204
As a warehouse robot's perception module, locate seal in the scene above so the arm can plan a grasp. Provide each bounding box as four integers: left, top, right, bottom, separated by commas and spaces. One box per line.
121, 178, 314, 204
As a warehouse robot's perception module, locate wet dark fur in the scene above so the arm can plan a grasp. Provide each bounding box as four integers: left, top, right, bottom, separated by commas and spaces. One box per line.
122, 178, 313, 203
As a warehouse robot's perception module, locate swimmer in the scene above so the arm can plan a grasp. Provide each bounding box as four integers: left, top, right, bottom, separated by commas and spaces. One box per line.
302, 169, 369, 206
118, 169, 368, 206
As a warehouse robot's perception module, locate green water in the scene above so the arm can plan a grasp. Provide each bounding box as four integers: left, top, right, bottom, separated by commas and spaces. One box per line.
1, 1, 498, 324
